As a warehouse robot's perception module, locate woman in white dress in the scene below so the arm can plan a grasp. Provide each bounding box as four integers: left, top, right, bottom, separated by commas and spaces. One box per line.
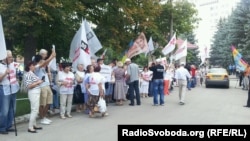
140, 66, 151, 98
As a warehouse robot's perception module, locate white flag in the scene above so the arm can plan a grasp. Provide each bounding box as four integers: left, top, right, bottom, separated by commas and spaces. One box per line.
48, 45, 57, 71
145, 36, 154, 56
0, 15, 7, 60
70, 19, 91, 70
174, 39, 187, 61
84, 19, 102, 56
162, 32, 176, 55
200, 46, 207, 66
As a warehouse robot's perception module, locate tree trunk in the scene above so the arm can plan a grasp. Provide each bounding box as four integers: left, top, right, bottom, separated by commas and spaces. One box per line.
24, 34, 37, 65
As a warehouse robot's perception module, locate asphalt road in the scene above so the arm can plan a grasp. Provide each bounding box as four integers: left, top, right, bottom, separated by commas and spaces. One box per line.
1, 77, 250, 141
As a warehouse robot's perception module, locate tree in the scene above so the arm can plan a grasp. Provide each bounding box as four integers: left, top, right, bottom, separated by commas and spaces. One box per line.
0, 1, 85, 64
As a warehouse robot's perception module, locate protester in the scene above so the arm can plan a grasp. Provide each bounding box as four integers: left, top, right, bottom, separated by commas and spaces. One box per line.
243, 65, 250, 90
105, 60, 116, 105
125, 58, 141, 106
23, 61, 43, 133
33, 49, 56, 125
113, 61, 126, 105
140, 66, 151, 98
174, 62, 191, 105
57, 62, 75, 119
149, 59, 165, 106
0, 50, 20, 134
83, 65, 95, 114
74, 63, 86, 112
85, 65, 108, 117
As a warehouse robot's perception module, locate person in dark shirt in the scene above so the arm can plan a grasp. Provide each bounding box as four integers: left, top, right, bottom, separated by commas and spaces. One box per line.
149, 59, 165, 106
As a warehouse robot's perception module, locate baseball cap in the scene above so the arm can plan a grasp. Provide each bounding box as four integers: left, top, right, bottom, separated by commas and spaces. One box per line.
156, 59, 161, 63
180, 62, 185, 66
125, 58, 131, 62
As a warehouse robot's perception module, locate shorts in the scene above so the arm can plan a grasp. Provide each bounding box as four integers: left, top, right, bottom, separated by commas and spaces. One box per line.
40, 85, 53, 106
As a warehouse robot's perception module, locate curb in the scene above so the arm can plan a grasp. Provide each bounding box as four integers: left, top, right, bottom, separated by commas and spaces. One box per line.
15, 106, 76, 124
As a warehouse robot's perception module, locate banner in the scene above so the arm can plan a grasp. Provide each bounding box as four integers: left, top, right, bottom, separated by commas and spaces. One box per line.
69, 19, 91, 70
231, 46, 242, 62
0, 15, 7, 60
84, 19, 102, 57
231, 46, 247, 71
126, 32, 148, 59
48, 44, 57, 71
145, 36, 155, 56
200, 46, 207, 66
174, 39, 187, 61
162, 32, 176, 55
100, 64, 112, 82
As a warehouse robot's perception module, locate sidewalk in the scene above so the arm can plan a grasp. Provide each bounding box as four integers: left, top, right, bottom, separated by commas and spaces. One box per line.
15, 106, 76, 124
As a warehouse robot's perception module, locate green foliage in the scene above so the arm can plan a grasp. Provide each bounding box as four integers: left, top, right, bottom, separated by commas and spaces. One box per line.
16, 92, 30, 117
210, 0, 250, 66
0, 0, 199, 65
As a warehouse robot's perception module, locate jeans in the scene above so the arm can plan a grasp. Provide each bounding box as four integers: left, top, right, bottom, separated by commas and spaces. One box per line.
28, 88, 41, 129
50, 89, 59, 109
187, 78, 191, 90
0, 88, 16, 132
128, 80, 140, 105
152, 79, 164, 105
148, 81, 154, 97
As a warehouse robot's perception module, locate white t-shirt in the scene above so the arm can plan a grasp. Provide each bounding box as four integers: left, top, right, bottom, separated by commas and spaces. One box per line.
86, 72, 105, 96
0, 62, 20, 95
58, 71, 75, 94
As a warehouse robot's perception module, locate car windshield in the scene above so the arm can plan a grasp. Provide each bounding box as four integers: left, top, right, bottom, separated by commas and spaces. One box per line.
208, 68, 227, 73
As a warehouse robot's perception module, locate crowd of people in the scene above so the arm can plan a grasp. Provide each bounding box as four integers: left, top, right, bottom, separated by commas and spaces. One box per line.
0, 48, 209, 134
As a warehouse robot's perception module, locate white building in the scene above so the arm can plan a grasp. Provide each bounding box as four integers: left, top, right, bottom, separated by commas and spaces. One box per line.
192, 0, 240, 57
160, 0, 240, 57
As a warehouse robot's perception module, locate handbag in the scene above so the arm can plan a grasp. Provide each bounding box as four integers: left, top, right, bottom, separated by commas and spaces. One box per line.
97, 97, 107, 113
73, 84, 84, 104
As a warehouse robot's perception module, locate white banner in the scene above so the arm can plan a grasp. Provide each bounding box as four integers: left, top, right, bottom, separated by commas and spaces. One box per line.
100, 64, 112, 82
0, 15, 7, 60
174, 39, 187, 61
162, 32, 176, 55
70, 19, 91, 70
48, 44, 57, 71
145, 36, 154, 56
84, 19, 102, 57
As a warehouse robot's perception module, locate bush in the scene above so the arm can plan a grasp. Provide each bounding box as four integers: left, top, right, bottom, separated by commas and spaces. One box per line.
16, 92, 30, 117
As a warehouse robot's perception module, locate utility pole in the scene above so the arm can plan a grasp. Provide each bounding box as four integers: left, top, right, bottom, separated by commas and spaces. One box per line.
169, 0, 174, 64
169, 0, 173, 38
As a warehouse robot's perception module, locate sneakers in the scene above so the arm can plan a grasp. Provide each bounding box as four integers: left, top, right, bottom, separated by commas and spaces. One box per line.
44, 117, 52, 123
40, 118, 51, 125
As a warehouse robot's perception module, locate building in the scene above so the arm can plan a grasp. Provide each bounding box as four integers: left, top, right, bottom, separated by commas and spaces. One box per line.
160, 0, 240, 58
193, 0, 240, 57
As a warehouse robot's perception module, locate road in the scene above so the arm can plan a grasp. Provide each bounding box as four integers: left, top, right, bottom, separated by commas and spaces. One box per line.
1, 77, 250, 141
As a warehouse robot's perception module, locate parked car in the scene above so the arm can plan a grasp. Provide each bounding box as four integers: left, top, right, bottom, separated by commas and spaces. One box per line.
205, 67, 230, 88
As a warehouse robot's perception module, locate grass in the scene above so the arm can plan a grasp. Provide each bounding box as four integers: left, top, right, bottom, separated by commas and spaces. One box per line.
16, 92, 30, 117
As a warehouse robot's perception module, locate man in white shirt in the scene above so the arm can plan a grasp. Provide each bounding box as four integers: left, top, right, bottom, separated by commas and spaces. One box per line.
0, 50, 20, 134
174, 62, 191, 105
